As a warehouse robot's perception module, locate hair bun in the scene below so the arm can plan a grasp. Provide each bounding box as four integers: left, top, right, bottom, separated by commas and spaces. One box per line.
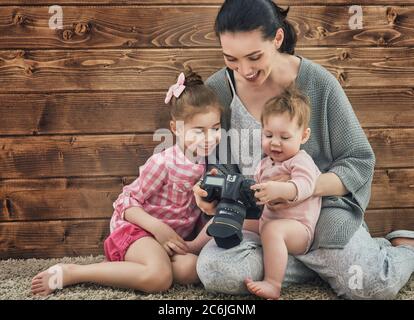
183, 66, 204, 87
271, 2, 289, 20
278, 6, 289, 20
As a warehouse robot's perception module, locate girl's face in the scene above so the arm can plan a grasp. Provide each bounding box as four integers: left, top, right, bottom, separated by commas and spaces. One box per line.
171, 108, 222, 159
219, 29, 283, 87
262, 113, 310, 162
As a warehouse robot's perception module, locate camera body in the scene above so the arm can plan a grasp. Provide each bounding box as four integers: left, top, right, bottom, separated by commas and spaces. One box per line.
200, 173, 263, 249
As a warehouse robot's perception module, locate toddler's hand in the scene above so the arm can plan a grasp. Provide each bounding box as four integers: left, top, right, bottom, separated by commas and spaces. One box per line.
251, 181, 280, 205
153, 222, 188, 256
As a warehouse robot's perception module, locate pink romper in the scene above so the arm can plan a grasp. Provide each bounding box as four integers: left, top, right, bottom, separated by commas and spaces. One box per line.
255, 150, 322, 253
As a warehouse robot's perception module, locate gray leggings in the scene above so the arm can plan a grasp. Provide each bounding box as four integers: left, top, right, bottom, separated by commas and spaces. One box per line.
196, 227, 414, 299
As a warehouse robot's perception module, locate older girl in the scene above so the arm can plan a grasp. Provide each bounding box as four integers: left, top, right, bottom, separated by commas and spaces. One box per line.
32, 68, 223, 295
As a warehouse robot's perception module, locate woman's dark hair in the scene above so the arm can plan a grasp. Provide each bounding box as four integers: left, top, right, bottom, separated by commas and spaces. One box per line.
214, 0, 297, 55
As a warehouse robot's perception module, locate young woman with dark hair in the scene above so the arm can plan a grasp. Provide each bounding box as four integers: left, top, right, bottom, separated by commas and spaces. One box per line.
194, 0, 414, 299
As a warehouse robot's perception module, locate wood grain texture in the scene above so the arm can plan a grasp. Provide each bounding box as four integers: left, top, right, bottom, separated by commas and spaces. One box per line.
0, 49, 223, 92
364, 208, 414, 238
0, 92, 171, 135
1, 88, 413, 136
0, 219, 109, 259
0, 134, 161, 179
0, 1, 412, 5
371, 169, 414, 209
348, 88, 414, 128
0, 6, 413, 49
0, 177, 128, 221
0, 6, 219, 49
1, 48, 414, 93
366, 129, 414, 168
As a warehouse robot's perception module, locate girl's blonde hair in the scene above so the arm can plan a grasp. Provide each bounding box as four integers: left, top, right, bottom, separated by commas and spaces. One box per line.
167, 66, 223, 121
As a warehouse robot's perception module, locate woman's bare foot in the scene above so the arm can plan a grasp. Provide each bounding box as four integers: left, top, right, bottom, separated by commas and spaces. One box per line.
244, 277, 281, 300
31, 264, 77, 296
390, 237, 414, 247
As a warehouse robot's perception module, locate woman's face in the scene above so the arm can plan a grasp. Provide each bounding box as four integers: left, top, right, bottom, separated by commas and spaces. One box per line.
219, 29, 282, 87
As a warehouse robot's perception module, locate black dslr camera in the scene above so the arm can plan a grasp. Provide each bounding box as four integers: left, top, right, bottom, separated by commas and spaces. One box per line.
200, 173, 263, 249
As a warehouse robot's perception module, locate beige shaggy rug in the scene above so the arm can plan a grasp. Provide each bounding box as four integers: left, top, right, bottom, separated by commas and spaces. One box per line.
1, 255, 413, 300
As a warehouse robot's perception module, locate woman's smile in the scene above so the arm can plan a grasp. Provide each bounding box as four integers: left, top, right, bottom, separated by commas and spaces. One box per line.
244, 70, 260, 82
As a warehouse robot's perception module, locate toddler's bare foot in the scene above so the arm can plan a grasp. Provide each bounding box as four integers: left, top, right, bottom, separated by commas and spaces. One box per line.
31, 264, 76, 296
244, 277, 281, 300
391, 237, 414, 248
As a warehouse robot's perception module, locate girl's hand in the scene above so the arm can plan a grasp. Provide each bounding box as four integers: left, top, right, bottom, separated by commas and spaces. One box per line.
153, 222, 188, 256
251, 181, 281, 205
185, 240, 202, 255
193, 168, 219, 216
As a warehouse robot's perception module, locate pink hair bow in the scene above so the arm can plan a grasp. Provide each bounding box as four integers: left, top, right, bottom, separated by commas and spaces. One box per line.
165, 72, 186, 104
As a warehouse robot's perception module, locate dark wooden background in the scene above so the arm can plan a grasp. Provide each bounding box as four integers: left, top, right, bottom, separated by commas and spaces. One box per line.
1, 0, 413, 259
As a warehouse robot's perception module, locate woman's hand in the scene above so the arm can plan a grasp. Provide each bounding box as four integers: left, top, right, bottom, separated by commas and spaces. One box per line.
193, 168, 219, 215
152, 221, 189, 256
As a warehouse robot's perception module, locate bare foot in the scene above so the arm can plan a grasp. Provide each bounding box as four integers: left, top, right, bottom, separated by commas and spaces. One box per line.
31, 264, 76, 296
391, 237, 414, 247
244, 277, 281, 300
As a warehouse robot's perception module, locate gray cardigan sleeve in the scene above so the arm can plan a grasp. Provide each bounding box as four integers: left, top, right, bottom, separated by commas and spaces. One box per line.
325, 79, 376, 211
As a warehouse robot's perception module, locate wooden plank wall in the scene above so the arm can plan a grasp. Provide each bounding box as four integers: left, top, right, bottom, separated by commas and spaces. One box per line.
0, 0, 413, 259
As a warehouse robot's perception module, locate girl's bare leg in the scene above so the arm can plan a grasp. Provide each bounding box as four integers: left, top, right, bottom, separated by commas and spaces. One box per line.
245, 219, 309, 299
31, 237, 172, 296
243, 219, 260, 234
171, 253, 199, 285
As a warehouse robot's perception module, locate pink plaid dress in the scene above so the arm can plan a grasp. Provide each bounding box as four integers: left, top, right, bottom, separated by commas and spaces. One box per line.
105, 144, 206, 261
110, 144, 206, 237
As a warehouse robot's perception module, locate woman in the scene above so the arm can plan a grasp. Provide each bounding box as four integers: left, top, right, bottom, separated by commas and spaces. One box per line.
194, 0, 414, 299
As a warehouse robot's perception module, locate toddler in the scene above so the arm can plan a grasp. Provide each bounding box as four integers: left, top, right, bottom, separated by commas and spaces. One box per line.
245, 86, 322, 300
